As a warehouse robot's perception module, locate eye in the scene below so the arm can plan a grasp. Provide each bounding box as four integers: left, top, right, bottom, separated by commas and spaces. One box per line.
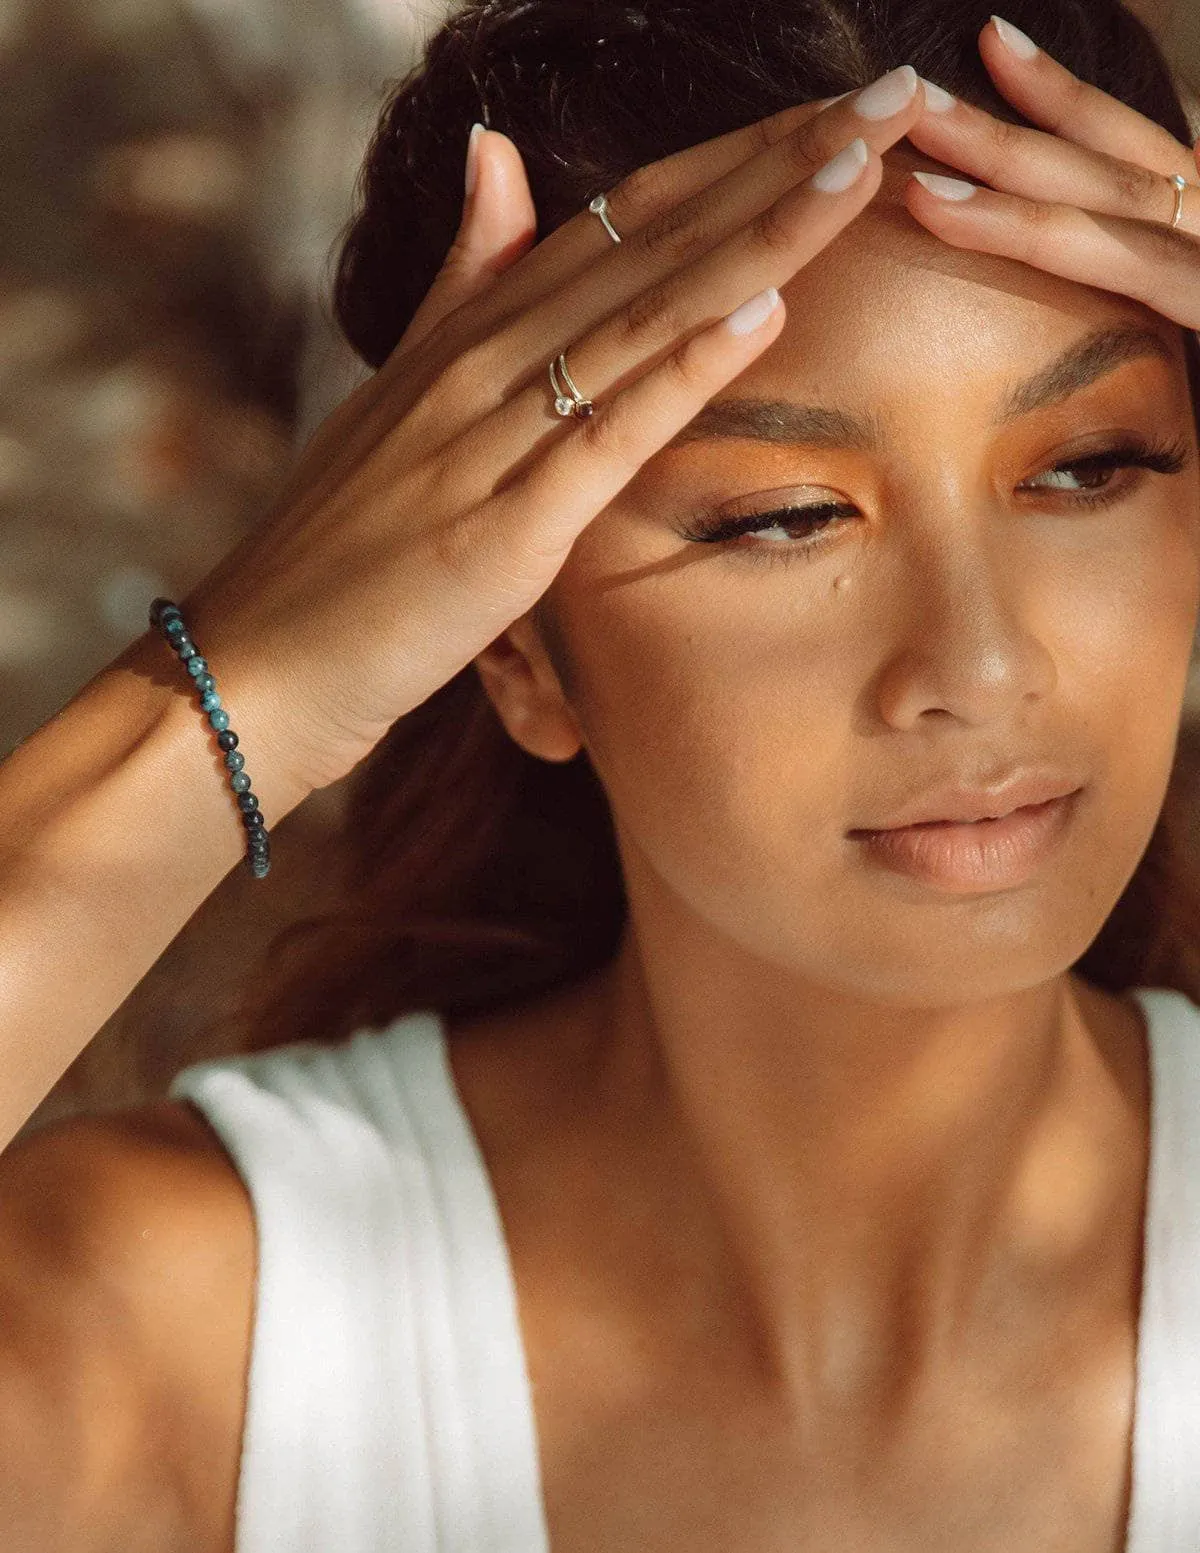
676, 436, 1192, 565
676, 495, 854, 565
1017, 439, 1190, 506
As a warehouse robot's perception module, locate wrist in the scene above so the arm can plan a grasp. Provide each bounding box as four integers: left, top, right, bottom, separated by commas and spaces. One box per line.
135, 616, 315, 848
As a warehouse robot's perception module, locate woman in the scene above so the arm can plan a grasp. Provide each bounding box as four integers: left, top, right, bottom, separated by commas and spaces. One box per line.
1, 0, 1199, 1547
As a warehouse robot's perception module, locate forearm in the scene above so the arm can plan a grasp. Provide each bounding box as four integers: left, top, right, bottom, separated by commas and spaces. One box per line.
0, 628, 311, 1153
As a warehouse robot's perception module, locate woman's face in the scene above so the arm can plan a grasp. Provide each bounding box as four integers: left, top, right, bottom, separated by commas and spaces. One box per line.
524, 147, 1200, 1006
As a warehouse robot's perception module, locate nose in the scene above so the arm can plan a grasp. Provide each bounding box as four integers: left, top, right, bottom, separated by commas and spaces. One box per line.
870, 526, 1058, 730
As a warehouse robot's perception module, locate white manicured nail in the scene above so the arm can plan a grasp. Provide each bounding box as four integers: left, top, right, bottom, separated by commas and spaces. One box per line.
920, 78, 957, 113
912, 171, 978, 200
854, 65, 919, 120
811, 137, 869, 193
991, 15, 1039, 58
465, 122, 484, 200
724, 287, 781, 336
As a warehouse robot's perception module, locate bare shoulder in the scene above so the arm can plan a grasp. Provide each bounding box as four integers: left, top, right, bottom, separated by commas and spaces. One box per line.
0, 1098, 254, 1553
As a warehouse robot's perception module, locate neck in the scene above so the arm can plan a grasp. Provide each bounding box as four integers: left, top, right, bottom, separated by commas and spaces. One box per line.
583, 915, 1148, 1412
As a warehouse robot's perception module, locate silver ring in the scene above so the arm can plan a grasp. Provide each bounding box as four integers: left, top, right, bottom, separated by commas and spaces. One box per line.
588, 191, 623, 244
549, 351, 594, 419
1169, 172, 1190, 231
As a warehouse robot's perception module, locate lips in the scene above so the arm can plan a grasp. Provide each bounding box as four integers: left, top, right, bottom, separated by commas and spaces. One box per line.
848, 769, 1086, 833
851, 788, 1082, 893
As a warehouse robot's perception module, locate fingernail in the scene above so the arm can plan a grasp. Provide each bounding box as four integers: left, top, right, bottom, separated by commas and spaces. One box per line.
465, 122, 484, 202
854, 64, 919, 120
811, 137, 869, 193
724, 286, 781, 337
991, 15, 1039, 59
920, 78, 957, 113
911, 171, 978, 200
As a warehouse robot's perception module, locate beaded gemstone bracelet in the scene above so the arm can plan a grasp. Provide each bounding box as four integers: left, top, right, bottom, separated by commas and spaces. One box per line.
148, 597, 271, 878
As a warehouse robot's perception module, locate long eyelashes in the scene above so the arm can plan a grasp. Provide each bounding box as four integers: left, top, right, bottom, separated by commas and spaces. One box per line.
1019, 440, 1189, 504
677, 437, 1193, 567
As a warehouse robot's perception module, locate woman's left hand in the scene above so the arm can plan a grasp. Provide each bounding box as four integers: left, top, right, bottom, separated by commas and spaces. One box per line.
901, 13, 1200, 328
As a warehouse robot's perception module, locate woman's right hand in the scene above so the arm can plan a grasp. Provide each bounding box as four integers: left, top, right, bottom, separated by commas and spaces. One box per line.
177, 67, 927, 799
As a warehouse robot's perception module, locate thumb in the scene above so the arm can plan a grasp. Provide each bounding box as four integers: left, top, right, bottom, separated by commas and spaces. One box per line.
403, 126, 539, 349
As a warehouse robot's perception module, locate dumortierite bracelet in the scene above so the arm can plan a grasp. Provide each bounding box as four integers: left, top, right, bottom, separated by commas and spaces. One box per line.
148, 597, 271, 878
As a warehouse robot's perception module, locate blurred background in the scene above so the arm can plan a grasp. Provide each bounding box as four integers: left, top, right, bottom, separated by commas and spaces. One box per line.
3, 0, 1199, 1135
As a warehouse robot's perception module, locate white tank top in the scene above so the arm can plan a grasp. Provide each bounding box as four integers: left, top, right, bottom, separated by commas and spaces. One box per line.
167, 985, 1200, 1552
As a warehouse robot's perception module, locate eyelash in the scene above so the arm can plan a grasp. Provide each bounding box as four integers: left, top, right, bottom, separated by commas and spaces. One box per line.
677, 437, 1193, 566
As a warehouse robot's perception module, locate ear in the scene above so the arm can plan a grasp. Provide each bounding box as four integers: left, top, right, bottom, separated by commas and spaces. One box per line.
473, 614, 584, 762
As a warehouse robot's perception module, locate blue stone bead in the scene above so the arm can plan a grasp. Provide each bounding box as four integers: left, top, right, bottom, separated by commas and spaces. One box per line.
150, 598, 181, 628
236, 791, 258, 813
225, 750, 245, 772
209, 709, 230, 732
248, 833, 269, 854
231, 771, 251, 793
242, 809, 264, 829
200, 692, 222, 713
217, 730, 238, 751
186, 657, 208, 677
175, 638, 195, 659
250, 855, 271, 878
164, 617, 185, 637
196, 672, 215, 693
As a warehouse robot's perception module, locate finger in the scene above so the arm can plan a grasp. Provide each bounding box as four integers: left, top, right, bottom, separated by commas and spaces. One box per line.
435, 136, 882, 505
353, 100, 841, 447
446, 289, 789, 589
904, 173, 1200, 329
292, 86, 877, 513
345, 75, 910, 503
907, 15, 1195, 195
452, 96, 846, 322
404, 70, 912, 392
904, 91, 1200, 238
402, 128, 539, 352
981, 14, 1191, 175
410, 71, 925, 456
290, 128, 537, 493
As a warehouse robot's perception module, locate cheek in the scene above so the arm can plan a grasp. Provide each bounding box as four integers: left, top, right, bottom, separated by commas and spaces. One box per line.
557, 574, 855, 885
1051, 510, 1200, 795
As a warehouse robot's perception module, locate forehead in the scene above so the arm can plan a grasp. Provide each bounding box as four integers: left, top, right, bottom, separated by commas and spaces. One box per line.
757, 142, 1175, 397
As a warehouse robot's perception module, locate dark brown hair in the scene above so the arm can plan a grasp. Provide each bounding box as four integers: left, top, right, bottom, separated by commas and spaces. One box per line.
223, 0, 1200, 1054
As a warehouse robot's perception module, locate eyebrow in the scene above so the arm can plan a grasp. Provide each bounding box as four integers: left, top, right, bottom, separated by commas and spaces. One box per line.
664, 325, 1177, 452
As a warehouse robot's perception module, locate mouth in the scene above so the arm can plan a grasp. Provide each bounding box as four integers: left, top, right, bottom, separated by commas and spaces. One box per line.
849, 788, 1084, 893
885, 797, 1073, 829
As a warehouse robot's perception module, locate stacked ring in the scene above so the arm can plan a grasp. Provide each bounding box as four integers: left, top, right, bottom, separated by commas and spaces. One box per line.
549, 351, 595, 418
